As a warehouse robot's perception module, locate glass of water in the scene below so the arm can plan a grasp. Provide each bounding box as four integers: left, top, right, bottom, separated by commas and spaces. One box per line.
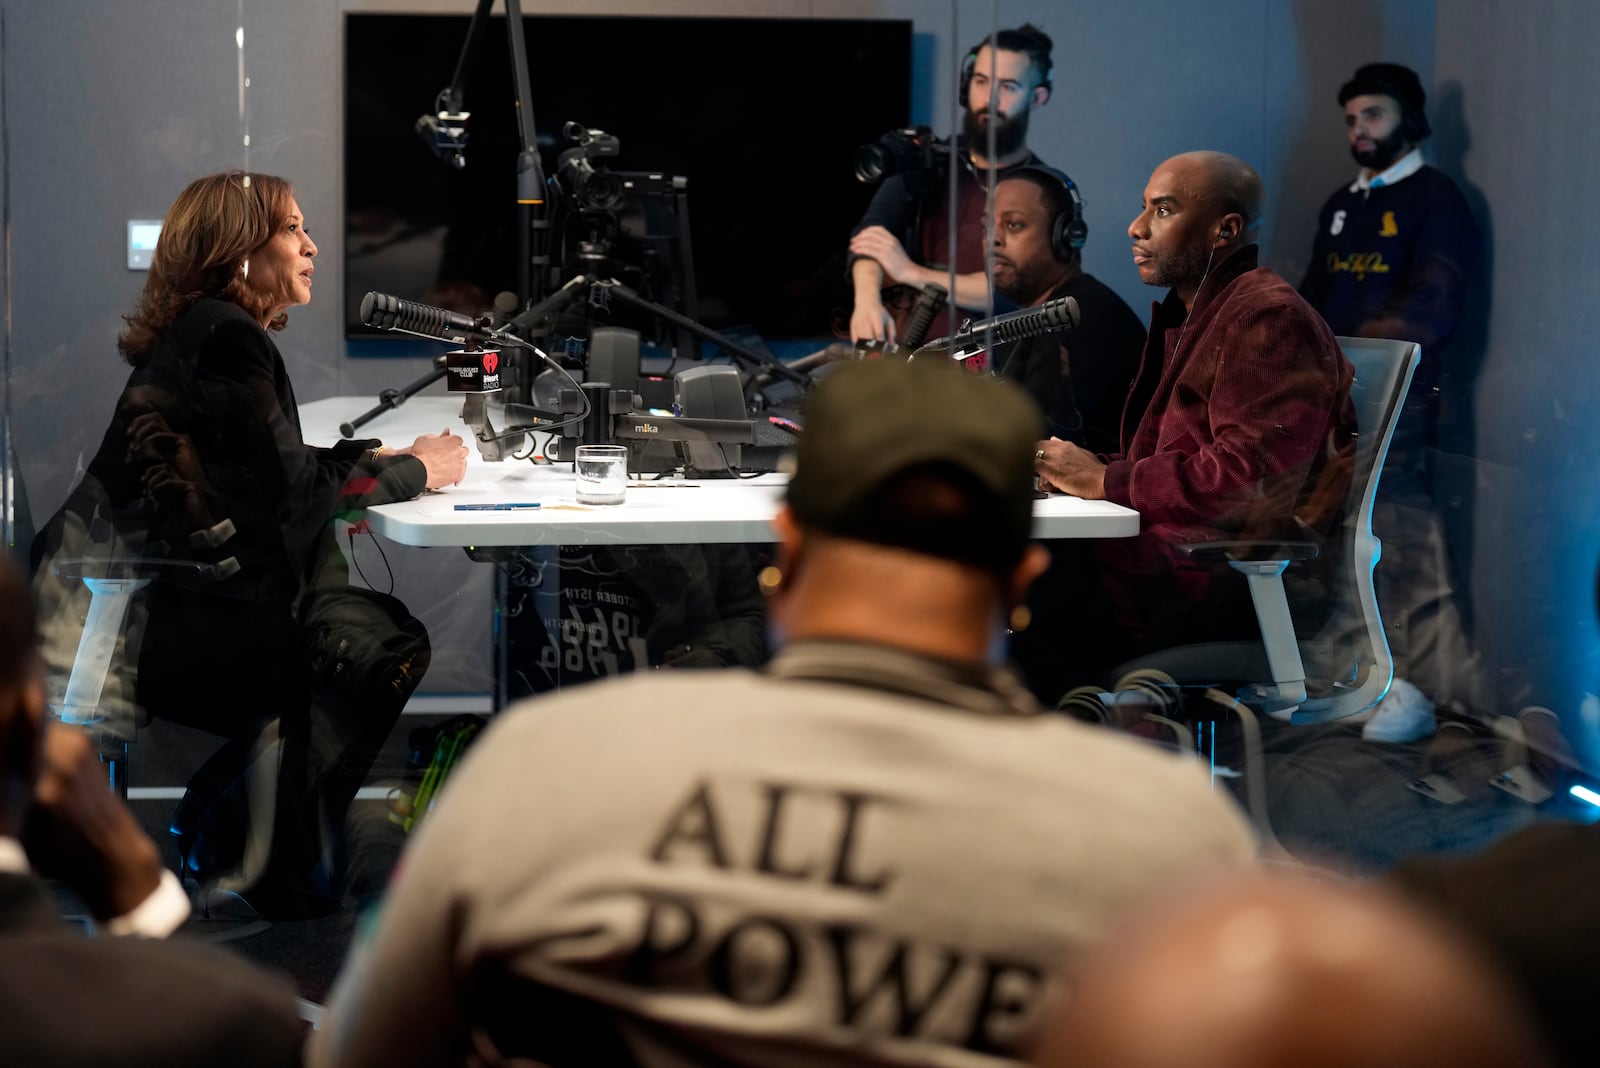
574, 444, 629, 505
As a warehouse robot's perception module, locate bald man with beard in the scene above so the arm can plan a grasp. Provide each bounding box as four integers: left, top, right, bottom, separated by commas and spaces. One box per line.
1033, 872, 1556, 1068
1015, 152, 1356, 700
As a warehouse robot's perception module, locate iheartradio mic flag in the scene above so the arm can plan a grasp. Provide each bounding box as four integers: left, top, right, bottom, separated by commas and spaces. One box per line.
955, 348, 989, 374
445, 349, 503, 393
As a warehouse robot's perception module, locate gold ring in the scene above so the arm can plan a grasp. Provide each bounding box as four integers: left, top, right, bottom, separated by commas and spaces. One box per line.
1035, 449, 1046, 460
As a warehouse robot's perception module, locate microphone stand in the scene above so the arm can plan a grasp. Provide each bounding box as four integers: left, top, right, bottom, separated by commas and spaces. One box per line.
432, 0, 551, 304
339, 356, 448, 438
509, 274, 811, 388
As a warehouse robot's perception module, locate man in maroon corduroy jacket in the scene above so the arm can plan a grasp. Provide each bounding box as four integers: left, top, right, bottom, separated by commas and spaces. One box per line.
1020, 152, 1355, 699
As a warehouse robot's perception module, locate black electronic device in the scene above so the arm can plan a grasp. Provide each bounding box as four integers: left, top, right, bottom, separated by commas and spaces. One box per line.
854, 126, 951, 197
548, 121, 696, 345
414, 108, 470, 171
587, 325, 641, 395
549, 378, 754, 475
674, 365, 747, 477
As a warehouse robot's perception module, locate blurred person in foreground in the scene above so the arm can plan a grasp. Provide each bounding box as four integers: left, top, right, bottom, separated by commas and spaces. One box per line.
0, 555, 303, 1067
310, 359, 1256, 1068
1035, 871, 1555, 1068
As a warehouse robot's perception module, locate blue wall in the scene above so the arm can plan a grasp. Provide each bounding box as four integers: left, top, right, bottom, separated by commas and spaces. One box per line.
1435, 0, 1600, 766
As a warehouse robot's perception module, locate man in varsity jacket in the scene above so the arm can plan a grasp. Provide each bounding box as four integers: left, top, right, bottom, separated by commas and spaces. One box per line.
1300, 63, 1485, 735
1299, 62, 1481, 452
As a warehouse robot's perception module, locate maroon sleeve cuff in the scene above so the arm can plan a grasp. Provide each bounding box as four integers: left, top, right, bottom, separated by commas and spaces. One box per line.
1101, 459, 1134, 506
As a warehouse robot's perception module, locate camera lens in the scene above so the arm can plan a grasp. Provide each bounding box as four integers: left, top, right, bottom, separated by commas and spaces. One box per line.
854, 144, 890, 183
582, 172, 624, 211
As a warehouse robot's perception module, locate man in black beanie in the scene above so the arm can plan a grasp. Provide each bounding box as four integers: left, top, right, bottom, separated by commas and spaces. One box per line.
1301, 62, 1480, 388
1298, 62, 1484, 738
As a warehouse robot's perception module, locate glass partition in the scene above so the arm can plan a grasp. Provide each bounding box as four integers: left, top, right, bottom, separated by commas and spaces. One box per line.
0, 3, 1591, 1064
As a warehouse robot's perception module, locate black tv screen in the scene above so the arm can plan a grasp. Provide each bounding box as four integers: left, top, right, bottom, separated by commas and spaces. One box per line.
345, 14, 913, 350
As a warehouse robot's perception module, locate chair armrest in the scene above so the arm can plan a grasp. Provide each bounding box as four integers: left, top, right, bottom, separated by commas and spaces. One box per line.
1177, 540, 1321, 564
54, 559, 233, 585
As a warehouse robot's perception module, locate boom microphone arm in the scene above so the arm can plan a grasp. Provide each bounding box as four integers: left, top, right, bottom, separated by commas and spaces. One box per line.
510, 275, 809, 387
339, 356, 449, 439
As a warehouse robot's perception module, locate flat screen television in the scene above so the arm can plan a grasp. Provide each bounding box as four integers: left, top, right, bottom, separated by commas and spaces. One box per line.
345, 13, 913, 350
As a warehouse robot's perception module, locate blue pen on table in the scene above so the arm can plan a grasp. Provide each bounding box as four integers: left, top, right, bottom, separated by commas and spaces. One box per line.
453, 502, 542, 511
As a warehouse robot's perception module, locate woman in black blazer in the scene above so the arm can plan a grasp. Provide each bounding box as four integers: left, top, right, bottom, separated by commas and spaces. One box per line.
37, 171, 468, 916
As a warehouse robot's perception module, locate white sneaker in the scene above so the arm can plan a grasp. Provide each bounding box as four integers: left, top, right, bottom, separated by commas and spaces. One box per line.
1360, 678, 1438, 744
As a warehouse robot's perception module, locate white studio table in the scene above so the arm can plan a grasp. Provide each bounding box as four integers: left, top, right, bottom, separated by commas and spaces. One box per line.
298, 395, 1140, 544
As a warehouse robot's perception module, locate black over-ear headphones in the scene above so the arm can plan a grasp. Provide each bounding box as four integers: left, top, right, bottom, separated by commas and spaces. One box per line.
958, 35, 1054, 110
1008, 165, 1088, 258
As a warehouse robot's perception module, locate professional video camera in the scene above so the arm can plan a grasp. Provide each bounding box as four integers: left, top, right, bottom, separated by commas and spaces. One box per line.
854, 125, 950, 196
555, 121, 628, 211
549, 121, 694, 330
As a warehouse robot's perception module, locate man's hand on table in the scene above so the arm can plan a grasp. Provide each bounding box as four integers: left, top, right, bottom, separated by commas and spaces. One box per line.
1034, 437, 1107, 500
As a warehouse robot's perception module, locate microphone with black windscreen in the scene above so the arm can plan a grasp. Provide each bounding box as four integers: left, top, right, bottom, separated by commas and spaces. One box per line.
912, 294, 1082, 370
951, 294, 1081, 346
360, 292, 500, 345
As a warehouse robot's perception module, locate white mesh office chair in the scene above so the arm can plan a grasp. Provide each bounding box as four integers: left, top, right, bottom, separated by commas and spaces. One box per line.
1111, 337, 1420, 725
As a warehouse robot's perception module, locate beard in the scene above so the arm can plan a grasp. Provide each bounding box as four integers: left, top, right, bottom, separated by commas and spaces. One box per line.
962, 105, 1029, 159
993, 257, 1043, 304
1350, 125, 1410, 170
1143, 242, 1214, 293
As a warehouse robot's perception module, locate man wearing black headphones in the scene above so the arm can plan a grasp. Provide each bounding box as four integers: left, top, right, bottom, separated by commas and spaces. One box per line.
1299, 63, 1484, 733
986, 167, 1145, 454
847, 24, 1056, 344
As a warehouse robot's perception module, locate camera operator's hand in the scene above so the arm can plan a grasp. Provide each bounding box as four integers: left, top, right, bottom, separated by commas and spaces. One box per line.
400, 429, 470, 489
24, 725, 165, 922
850, 297, 895, 346
849, 256, 895, 345
850, 226, 919, 287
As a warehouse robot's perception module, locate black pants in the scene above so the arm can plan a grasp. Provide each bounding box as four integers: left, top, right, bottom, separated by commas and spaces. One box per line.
148, 585, 428, 899
1009, 541, 1265, 708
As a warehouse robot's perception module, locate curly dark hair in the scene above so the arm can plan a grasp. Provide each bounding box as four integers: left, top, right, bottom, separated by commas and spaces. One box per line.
117, 170, 296, 366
